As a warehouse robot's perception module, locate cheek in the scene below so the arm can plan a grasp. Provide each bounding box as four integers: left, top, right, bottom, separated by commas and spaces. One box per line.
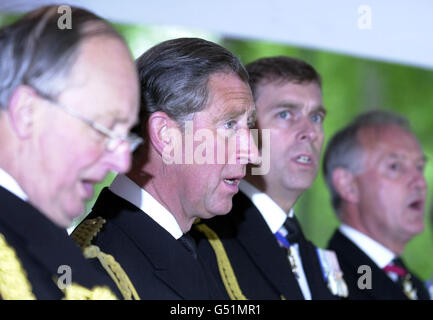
361, 177, 398, 212
48, 138, 104, 181
269, 134, 290, 166
315, 130, 325, 151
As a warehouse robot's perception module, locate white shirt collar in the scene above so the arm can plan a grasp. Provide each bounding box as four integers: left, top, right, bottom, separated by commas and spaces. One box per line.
339, 223, 395, 268
0, 168, 28, 201
239, 179, 294, 234
109, 174, 183, 240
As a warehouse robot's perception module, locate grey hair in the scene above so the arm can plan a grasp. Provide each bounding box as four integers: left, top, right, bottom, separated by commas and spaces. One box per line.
132, 37, 249, 135
323, 109, 411, 216
0, 5, 124, 110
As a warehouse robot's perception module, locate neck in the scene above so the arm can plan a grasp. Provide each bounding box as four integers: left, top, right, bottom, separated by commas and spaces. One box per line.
244, 175, 299, 212
341, 207, 406, 255
127, 151, 193, 233
0, 121, 26, 195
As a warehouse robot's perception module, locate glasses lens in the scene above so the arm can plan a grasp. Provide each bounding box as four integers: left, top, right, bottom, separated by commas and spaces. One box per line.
106, 138, 122, 152
129, 135, 143, 152
104, 134, 143, 153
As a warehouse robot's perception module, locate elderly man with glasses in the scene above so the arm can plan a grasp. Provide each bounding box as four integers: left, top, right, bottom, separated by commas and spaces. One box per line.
0, 5, 140, 299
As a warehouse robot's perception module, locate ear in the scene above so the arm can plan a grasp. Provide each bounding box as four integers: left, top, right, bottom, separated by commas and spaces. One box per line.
7, 85, 38, 139
332, 167, 359, 204
147, 111, 182, 158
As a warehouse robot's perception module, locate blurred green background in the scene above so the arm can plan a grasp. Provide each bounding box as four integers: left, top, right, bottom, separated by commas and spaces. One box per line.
1, 14, 433, 280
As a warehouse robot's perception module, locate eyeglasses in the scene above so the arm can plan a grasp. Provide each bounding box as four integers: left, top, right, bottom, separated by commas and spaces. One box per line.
43, 97, 143, 153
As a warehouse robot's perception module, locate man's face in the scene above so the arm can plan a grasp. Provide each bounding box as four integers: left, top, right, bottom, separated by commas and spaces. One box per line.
26, 36, 139, 227
354, 125, 427, 244
174, 72, 258, 222
254, 80, 325, 199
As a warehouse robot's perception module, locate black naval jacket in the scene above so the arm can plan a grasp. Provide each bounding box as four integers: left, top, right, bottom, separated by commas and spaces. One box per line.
76, 187, 227, 300
192, 191, 339, 300
328, 229, 430, 300
0, 186, 118, 299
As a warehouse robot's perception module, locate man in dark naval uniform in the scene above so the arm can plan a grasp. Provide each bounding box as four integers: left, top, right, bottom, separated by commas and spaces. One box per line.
324, 110, 431, 300
72, 38, 260, 299
192, 56, 347, 300
0, 5, 140, 299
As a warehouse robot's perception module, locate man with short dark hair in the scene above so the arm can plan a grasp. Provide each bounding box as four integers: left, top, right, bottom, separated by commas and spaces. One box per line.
73, 38, 260, 299
324, 110, 430, 299
0, 5, 140, 299
193, 56, 347, 300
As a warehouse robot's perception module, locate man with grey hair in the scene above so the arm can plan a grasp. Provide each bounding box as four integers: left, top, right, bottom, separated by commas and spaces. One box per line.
193, 56, 347, 300
0, 5, 140, 299
72, 37, 259, 299
324, 110, 430, 299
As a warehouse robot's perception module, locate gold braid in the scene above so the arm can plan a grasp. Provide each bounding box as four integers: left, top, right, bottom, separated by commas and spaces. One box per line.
0, 233, 36, 300
194, 223, 247, 300
72, 217, 140, 300
83, 245, 140, 300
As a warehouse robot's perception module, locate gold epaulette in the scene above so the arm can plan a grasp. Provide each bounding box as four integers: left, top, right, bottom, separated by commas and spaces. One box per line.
194, 223, 247, 300
0, 233, 36, 300
71, 217, 106, 250
71, 217, 140, 300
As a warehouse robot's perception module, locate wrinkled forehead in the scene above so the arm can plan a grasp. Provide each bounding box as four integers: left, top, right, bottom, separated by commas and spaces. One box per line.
357, 124, 423, 158
205, 72, 255, 117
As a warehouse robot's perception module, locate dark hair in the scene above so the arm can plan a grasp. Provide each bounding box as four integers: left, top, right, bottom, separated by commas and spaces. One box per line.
323, 110, 412, 215
133, 37, 249, 134
0, 5, 125, 109
246, 56, 322, 100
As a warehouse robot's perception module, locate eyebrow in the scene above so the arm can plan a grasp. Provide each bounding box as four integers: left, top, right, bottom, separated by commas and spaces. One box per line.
387, 153, 428, 163
272, 102, 327, 115
218, 105, 256, 122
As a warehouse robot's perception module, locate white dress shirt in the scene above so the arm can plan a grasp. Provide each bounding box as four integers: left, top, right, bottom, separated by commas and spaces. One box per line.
239, 179, 312, 300
109, 174, 183, 240
0, 168, 28, 201
339, 223, 396, 281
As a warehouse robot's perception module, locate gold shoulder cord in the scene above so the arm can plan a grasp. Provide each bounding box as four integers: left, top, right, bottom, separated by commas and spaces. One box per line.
62, 282, 117, 300
194, 223, 247, 300
0, 233, 36, 300
72, 217, 140, 300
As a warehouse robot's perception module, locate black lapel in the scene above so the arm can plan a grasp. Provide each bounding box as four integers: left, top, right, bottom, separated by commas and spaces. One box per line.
231, 192, 304, 299
91, 188, 212, 299
0, 186, 110, 289
328, 230, 407, 299
295, 217, 336, 299
397, 258, 430, 300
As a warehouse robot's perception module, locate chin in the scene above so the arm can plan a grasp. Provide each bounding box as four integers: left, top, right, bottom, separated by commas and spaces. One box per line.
62, 203, 85, 225
207, 203, 233, 218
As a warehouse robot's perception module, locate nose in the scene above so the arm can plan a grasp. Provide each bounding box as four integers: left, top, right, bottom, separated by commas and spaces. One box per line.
296, 118, 318, 143
104, 142, 132, 174
409, 167, 427, 193
237, 128, 260, 165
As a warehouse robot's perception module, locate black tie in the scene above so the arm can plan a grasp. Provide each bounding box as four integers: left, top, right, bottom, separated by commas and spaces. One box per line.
179, 233, 197, 259
283, 217, 301, 244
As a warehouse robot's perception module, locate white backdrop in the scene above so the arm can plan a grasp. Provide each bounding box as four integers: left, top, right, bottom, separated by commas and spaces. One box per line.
1, 0, 432, 69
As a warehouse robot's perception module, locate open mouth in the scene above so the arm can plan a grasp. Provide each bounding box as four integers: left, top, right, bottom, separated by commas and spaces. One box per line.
408, 199, 424, 211
224, 178, 239, 185
296, 155, 311, 164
